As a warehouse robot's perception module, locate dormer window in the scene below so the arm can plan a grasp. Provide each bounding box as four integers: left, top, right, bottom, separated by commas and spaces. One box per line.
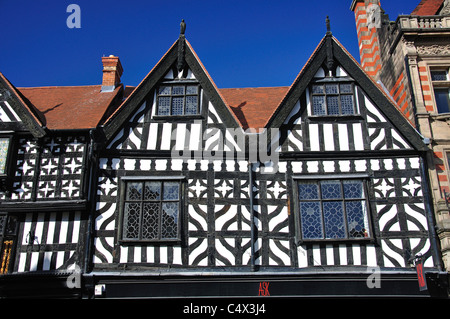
311, 82, 356, 116
156, 84, 200, 116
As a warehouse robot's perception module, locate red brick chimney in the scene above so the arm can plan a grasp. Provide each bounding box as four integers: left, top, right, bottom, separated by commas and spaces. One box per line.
350, 0, 382, 82
101, 55, 123, 92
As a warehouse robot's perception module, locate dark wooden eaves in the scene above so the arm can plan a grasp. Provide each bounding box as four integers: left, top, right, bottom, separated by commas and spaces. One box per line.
102, 38, 241, 143
266, 35, 428, 152
0, 73, 47, 138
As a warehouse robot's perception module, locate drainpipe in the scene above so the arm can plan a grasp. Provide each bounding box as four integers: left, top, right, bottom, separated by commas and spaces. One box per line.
248, 161, 256, 272
84, 129, 97, 274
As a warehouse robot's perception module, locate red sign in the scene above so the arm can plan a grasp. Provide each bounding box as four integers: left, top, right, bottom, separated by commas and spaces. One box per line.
415, 258, 427, 291
258, 282, 270, 296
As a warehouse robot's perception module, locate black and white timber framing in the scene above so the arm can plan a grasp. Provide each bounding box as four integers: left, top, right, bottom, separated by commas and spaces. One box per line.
0, 32, 448, 299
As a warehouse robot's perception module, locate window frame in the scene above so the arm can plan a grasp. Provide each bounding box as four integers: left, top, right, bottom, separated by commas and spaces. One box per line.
309, 80, 358, 117
293, 175, 373, 244
0, 134, 15, 192
155, 82, 201, 117
430, 67, 450, 114
118, 176, 185, 244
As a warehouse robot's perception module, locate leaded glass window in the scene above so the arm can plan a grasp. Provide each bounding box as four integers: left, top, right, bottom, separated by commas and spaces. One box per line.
310, 82, 356, 116
121, 179, 181, 242
297, 179, 370, 240
0, 137, 10, 176
156, 84, 200, 116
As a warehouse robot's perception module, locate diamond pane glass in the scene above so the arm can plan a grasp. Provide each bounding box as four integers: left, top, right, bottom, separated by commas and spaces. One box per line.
346, 201, 369, 238
161, 202, 179, 239
323, 201, 346, 239
185, 96, 198, 115
123, 202, 141, 239
312, 96, 326, 115
299, 182, 319, 200
0, 138, 9, 175
126, 182, 142, 200
171, 97, 184, 115
144, 182, 161, 200
158, 86, 171, 95
343, 180, 364, 199
300, 202, 323, 239
339, 83, 353, 93
320, 180, 341, 199
326, 96, 339, 115
186, 86, 198, 94
142, 202, 159, 240
312, 85, 324, 94
158, 97, 171, 115
325, 84, 338, 94
163, 182, 179, 200
340, 95, 355, 115
172, 86, 185, 95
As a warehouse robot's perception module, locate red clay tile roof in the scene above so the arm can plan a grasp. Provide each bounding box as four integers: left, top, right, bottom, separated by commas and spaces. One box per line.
17, 85, 122, 130
219, 87, 290, 130
411, 0, 444, 15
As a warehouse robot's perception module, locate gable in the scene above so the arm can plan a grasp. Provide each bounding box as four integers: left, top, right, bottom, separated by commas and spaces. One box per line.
278, 66, 413, 153
0, 98, 22, 123
269, 35, 428, 153
0, 72, 46, 138
102, 37, 241, 144
106, 62, 242, 153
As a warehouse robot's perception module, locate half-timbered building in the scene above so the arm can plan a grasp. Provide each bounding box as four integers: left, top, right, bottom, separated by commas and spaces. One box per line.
0, 61, 125, 297
88, 29, 447, 298
0, 22, 448, 298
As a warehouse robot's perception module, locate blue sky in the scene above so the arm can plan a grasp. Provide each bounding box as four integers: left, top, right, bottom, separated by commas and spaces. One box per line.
0, 0, 418, 89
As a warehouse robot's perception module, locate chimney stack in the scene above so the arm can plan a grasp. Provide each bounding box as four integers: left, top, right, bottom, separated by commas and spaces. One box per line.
351, 0, 383, 82
101, 55, 123, 92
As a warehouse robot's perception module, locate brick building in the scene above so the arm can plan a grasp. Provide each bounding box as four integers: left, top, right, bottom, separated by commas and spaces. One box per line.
351, 0, 450, 270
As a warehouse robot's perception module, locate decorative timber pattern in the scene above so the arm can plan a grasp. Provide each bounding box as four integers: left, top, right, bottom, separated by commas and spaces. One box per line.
0, 33, 440, 286
0, 135, 87, 202
14, 211, 85, 272
92, 36, 437, 273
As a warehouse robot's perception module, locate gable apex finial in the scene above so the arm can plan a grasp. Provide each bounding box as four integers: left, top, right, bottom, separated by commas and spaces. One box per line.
326, 16, 332, 36
178, 19, 186, 72
180, 19, 186, 36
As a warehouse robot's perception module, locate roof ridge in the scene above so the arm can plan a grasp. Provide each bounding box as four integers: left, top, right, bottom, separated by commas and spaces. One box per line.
103, 39, 179, 125
17, 84, 102, 89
